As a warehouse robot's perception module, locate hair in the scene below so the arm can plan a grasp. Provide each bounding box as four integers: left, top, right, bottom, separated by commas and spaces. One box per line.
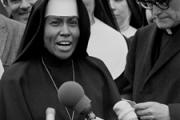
94, 0, 119, 30
127, 0, 148, 28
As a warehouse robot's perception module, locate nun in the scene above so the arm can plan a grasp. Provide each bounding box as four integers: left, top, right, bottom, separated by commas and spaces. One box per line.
0, 0, 126, 119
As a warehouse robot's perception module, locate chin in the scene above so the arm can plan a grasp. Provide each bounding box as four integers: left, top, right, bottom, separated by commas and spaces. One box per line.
155, 19, 175, 29
17, 16, 29, 24
156, 22, 173, 29
55, 52, 73, 60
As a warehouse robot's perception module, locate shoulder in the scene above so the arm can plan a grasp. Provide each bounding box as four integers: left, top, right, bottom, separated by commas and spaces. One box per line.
0, 14, 25, 45
131, 23, 157, 45
0, 14, 7, 23
1, 59, 38, 83
136, 23, 157, 35
86, 56, 106, 68
0, 14, 8, 32
0, 14, 25, 32
85, 56, 112, 76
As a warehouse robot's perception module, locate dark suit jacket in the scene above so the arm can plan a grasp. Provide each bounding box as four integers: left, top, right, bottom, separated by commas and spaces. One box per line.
118, 23, 180, 120
0, 14, 25, 68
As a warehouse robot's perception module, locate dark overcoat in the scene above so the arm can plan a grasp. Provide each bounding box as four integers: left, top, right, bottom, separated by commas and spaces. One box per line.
117, 23, 180, 120
0, 0, 121, 119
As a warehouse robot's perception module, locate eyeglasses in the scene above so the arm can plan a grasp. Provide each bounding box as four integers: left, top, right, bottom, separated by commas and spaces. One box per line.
136, 0, 170, 10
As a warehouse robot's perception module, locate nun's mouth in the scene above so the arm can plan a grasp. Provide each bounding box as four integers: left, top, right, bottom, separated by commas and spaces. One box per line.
56, 41, 72, 51
56, 41, 72, 46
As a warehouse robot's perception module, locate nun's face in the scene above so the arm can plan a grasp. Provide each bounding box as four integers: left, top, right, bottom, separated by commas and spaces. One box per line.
44, 16, 80, 60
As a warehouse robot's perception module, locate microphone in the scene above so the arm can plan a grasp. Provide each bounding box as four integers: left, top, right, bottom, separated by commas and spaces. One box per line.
58, 81, 96, 120
46, 107, 56, 120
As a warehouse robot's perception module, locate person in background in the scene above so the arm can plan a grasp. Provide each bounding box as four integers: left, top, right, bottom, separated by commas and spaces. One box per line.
0, 14, 25, 69
117, 0, 180, 119
0, 0, 137, 119
83, 0, 128, 81
110, 0, 147, 40
0, 0, 38, 68
1, 0, 37, 24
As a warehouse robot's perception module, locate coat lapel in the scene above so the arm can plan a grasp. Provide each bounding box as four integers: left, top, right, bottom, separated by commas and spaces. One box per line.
143, 27, 180, 86
139, 25, 159, 82
0, 15, 8, 58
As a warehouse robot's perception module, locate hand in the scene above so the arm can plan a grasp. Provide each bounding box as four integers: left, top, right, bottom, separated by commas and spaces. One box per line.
121, 98, 136, 108
113, 100, 138, 120
134, 102, 170, 120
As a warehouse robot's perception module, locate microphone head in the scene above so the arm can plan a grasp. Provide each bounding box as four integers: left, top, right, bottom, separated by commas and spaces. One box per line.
58, 81, 92, 114
58, 81, 84, 108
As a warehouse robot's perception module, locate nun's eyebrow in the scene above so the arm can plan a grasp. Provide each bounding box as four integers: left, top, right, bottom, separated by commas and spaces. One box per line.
46, 16, 78, 19
68, 16, 79, 20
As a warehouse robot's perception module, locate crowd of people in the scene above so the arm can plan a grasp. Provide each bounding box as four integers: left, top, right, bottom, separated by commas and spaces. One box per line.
0, 0, 180, 120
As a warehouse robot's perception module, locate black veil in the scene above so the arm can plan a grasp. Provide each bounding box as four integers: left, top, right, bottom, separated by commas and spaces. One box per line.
94, 0, 120, 31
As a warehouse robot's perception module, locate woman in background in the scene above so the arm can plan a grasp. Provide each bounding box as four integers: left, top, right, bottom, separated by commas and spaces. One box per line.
110, 0, 147, 39
83, 0, 128, 80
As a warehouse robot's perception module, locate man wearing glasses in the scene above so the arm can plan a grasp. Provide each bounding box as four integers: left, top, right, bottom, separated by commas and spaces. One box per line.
117, 0, 180, 120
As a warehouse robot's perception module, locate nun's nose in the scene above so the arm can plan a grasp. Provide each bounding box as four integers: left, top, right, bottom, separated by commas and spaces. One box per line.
60, 24, 70, 37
